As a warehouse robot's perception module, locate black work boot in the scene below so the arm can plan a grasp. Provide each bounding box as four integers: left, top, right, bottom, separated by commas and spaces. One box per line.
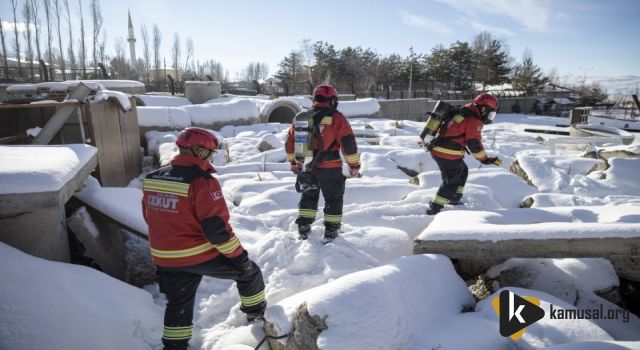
426, 202, 444, 216
298, 224, 311, 240
322, 223, 340, 244
245, 300, 266, 323
449, 194, 463, 205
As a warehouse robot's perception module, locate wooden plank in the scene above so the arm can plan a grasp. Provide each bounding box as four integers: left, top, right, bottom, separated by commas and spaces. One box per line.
90, 100, 127, 187
32, 83, 93, 145
0, 101, 80, 110
118, 97, 142, 183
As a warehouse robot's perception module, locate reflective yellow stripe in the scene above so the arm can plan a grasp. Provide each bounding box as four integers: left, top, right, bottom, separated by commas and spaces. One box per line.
163, 326, 192, 340
344, 153, 360, 163
473, 150, 487, 159
432, 147, 465, 156
143, 179, 190, 196
151, 242, 215, 259
324, 214, 342, 223
240, 290, 265, 307
215, 236, 241, 254
433, 195, 449, 206
453, 114, 465, 123
320, 117, 332, 125
456, 186, 464, 194
299, 209, 317, 219
287, 153, 296, 162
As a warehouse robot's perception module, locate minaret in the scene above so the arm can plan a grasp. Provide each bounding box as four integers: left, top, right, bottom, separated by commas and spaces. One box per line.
127, 10, 137, 68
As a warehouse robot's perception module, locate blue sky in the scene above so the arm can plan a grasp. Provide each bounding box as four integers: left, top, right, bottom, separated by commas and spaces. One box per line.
1, 0, 638, 80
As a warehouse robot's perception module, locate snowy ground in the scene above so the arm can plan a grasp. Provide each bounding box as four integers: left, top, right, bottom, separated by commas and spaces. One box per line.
1, 112, 640, 350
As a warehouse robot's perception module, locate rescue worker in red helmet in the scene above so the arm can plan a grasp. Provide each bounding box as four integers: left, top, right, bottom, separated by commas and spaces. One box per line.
285, 85, 360, 243
142, 127, 266, 350
421, 93, 502, 215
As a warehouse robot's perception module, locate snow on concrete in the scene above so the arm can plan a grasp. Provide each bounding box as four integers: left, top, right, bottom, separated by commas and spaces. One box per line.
0, 144, 96, 194
337, 98, 380, 116
135, 94, 192, 107
94, 89, 132, 111
418, 204, 640, 241
137, 106, 191, 128
0, 242, 162, 350
186, 99, 260, 125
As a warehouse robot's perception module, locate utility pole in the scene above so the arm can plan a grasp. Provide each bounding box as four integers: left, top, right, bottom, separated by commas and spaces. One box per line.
408, 60, 413, 98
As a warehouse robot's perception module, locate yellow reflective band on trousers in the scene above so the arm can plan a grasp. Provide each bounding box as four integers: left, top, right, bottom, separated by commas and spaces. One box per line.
299, 209, 317, 219
456, 186, 464, 194
163, 325, 193, 340
345, 153, 360, 163
432, 147, 465, 156
214, 235, 241, 255
143, 179, 190, 196
240, 290, 265, 307
324, 214, 342, 224
287, 153, 296, 162
473, 150, 487, 159
151, 242, 215, 259
433, 195, 449, 206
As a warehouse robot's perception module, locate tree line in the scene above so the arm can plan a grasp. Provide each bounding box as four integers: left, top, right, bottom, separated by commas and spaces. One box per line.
276, 33, 549, 96
0, 0, 244, 84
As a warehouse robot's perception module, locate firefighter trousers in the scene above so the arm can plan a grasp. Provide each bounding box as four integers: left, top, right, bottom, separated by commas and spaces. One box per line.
431, 155, 468, 205
157, 255, 265, 350
295, 167, 346, 227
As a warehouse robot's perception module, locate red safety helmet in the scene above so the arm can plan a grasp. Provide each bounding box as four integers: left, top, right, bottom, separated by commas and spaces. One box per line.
176, 127, 219, 150
313, 85, 338, 98
473, 93, 498, 110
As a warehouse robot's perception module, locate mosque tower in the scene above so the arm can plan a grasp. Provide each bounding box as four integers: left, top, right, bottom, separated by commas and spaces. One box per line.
127, 10, 137, 68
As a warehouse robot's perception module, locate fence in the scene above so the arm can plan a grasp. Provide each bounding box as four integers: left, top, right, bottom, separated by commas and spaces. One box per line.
0, 65, 106, 83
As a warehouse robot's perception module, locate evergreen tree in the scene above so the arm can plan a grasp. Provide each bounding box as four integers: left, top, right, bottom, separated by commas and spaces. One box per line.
472, 32, 512, 90
512, 50, 547, 94
375, 54, 403, 92
276, 51, 305, 95
448, 41, 475, 91
425, 44, 452, 90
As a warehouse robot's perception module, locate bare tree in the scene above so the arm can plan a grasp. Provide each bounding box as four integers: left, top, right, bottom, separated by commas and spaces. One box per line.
152, 24, 161, 71
77, 0, 86, 78
0, 19, 9, 77
98, 31, 106, 64
184, 36, 193, 72
90, 0, 102, 67
300, 38, 314, 85
10, 0, 22, 76
23, 0, 35, 79
171, 32, 180, 76
43, 0, 53, 78
53, 0, 66, 80
62, 0, 75, 78
140, 23, 149, 81
30, 0, 42, 64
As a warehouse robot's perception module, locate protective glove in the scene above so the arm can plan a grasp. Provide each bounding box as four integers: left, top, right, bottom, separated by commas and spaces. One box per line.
290, 162, 301, 174
349, 167, 361, 178
230, 251, 256, 274
480, 157, 502, 166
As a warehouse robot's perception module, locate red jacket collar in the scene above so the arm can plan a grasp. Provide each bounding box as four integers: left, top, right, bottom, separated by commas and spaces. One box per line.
170, 154, 217, 173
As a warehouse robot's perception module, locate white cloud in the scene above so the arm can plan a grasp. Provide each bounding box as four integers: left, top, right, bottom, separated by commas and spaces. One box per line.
435, 0, 551, 33
399, 10, 454, 35
460, 16, 514, 37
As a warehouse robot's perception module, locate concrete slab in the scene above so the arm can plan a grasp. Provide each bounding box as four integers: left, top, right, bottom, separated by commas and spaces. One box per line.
414, 206, 640, 281
0, 145, 97, 262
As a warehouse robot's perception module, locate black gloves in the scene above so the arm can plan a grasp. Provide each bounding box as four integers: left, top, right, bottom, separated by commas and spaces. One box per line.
481, 157, 502, 166
231, 251, 256, 274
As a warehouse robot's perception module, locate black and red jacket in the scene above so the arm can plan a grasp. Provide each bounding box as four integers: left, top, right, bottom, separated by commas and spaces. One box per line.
428, 103, 490, 162
285, 103, 360, 169
142, 154, 244, 267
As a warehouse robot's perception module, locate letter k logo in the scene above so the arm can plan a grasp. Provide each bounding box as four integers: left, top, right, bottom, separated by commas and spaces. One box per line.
492, 290, 545, 340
